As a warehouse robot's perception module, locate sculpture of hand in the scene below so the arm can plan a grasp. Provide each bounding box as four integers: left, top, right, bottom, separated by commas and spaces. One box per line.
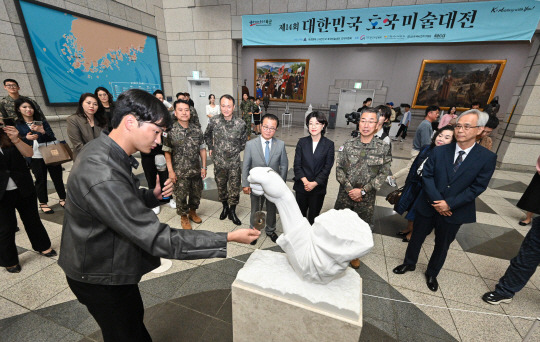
248, 167, 373, 284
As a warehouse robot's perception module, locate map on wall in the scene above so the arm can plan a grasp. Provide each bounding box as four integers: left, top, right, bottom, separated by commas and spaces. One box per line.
16, 0, 163, 105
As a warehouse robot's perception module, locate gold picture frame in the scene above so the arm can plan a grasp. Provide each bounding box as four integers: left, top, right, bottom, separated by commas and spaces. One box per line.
412, 60, 506, 111
254, 59, 309, 103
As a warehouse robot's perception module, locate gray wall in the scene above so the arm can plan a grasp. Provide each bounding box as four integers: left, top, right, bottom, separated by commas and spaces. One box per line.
241, 41, 531, 113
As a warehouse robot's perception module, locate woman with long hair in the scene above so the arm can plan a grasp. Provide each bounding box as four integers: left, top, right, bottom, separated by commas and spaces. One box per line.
0, 124, 57, 273
94, 87, 114, 131
67, 93, 107, 160
293, 111, 335, 224
14, 97, 66, 214
206, 94, 220, 118
438, 105, 458, 129
395, 125, 456, 242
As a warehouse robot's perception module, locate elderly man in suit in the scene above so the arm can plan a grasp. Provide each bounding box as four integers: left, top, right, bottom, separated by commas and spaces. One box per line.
393, 109, 496, 292
242, 113, 288, 243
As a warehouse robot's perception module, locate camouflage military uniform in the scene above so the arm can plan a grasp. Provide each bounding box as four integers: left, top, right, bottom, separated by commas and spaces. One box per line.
189, 106, 201, 128
204, 114, 248, 206
334, 137, 392, 225
0, 95, 43, 119
240, 100, 255, 129
163, 121, 205, 216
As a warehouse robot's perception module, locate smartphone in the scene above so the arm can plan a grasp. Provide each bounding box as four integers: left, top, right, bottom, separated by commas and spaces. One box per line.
3, 117, 15, 126
33, 121, 43, 126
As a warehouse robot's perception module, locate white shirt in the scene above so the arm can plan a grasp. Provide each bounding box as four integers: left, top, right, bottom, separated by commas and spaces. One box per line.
454, 143, 475, 163
0, 147, 18, 190
206, 104, 220, 117
261, 136, 272, 158
312, 141, 319, 153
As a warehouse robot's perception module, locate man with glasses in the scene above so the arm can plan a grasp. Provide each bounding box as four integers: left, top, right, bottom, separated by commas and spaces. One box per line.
242, 113, 288, 244
0, 79, 43, 120
335, 107, 392, 269
204, 94, 248, 225
393, 109, 496, 292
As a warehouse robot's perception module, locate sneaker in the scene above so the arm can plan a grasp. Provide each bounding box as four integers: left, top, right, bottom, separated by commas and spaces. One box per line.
400, 138, 404, 142
386, 176, 397, 187
152, 206, 161, 215
391, 137, 398, 141
482, 291, 512, 305
169, 198, 176, 209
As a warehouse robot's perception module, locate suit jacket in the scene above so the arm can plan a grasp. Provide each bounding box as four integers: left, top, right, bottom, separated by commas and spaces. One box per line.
415, 142, 496, 224
0, 144, 35, 200
293, 136, 335, 195
242, 136, 288, 187
67, 114, 105, 160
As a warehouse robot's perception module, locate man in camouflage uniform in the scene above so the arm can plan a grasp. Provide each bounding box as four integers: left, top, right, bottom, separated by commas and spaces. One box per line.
239, 93, 254, 137
0, 78, 43, 120
204, 94, 248, 225
163, 99, 206, 230
176, 92, 200, 128
335, 107, 392, 269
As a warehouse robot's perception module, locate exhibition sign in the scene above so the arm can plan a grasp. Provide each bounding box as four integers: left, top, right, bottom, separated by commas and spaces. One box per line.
15, 0, 163, 105
412, 60, 506, 111
242, 0, 540, 46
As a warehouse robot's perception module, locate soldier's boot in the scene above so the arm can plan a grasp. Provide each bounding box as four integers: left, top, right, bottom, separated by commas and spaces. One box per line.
219, 202, 229, 220
350, 258, 361, 269
188, 209, 202, 224
228, 205, 242, 225
181, 215, 192, 230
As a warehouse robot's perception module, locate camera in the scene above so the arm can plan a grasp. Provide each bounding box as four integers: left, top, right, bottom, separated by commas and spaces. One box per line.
345, 111, 361, 126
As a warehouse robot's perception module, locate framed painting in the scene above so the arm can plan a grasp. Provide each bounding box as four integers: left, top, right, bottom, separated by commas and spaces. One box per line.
15, 0, 163, 106
412, 60, 506, 111
254, 59, 309, 103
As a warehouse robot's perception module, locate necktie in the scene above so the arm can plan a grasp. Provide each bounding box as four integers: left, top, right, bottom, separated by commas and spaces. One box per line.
265, 141, 270, 165
453, 151, 465, 173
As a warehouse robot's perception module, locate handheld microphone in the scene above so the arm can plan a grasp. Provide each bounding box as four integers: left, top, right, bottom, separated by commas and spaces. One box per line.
154, 154, 170, 203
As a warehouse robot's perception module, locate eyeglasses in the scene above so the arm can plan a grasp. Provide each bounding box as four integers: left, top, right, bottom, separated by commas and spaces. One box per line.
5, 84, 18, 88
308, 122, 323, 127
359, 120, 377, 125
262, 125, 276, 132
454, 124, 479, 131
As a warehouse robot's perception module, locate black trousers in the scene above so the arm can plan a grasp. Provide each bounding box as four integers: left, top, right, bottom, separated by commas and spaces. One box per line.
30, 158, 66, 204
295, 191, 325, 225
67, 277, 152, 342
141, 153, 157, 189
395, 124, 408, 139
0, 189, 51, 267
403, 212, 461, 277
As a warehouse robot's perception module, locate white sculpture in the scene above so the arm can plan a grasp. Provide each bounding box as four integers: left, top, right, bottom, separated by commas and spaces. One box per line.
247, 167, 374, 284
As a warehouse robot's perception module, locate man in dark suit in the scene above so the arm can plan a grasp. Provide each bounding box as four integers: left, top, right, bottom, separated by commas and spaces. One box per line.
393, 109, 496, 292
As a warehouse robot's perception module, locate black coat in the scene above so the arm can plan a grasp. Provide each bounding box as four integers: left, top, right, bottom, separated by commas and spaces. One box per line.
0, 144, 35, 200
293, 136, 335, 195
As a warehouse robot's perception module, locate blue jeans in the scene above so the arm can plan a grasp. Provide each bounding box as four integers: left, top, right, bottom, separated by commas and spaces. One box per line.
495, 216, 540, 297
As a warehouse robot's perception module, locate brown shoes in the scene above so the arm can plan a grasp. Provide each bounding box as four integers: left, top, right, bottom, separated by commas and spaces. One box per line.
188, 209, 202, 224
181, 215, 192, 230
350, 258, 360, 269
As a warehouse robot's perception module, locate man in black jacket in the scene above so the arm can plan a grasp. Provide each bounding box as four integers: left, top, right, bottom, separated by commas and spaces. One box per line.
58, 89, 259, 342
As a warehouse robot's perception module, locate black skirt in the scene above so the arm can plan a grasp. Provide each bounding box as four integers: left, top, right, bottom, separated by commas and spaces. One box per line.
517, 172, 540, 215
253, 113, 261, 125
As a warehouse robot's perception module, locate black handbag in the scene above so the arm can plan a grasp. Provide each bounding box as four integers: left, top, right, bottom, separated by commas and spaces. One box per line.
386, 187, 404, 205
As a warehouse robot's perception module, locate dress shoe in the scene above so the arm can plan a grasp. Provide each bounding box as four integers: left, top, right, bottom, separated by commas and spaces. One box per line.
350, 258, 360, 269
181, 215, 192, 230
519, 220, 531, 226
228, 205, 241, 225
250, 239, 258, 246
267, 232, 279, 243
402, 236, 410, 243
39, 249, 57, 257
6, 264, 21, 273
219, 202, 229, 220
188, 209, 202, 224
482, 291, 512, 305
396, 231, 407, 237
425, 274, 438, 292
392, 264, 416, 274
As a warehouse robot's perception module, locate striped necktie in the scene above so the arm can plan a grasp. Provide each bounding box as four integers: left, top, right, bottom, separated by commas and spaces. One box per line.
453, 151, 465, 173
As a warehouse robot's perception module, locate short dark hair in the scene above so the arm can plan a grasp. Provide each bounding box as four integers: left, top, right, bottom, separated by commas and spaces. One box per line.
185, 93, 191, 98
471, 101, 481, 107
14, 97, 44, 122
3, 79, 18, 87
431, 124, 455, 148
305, 111, 328, 135
375, 105, 391, 121
403, 104, 411, 109
261, 113, 279, 128
220, 94, 235, 106
111, 89, 172, 130
94, 86, 114, 106
208, 93, 215, 100
153, 89, 164, 97
365, 97, 373, 102
425, 105, 440, 116
76, 93, 107, 128
173, 99, 190, 110
485, 115, 500, 130
176, 92, 185, 98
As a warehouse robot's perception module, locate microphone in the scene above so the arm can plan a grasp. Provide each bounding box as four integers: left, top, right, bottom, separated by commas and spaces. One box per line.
154, 154, 170, 203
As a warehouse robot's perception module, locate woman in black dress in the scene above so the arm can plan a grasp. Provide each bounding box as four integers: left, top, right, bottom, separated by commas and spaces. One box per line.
517, 154, 540, 226
95, 87, 114, 131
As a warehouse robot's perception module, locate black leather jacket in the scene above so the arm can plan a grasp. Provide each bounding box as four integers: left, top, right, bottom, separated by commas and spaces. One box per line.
58, 133, 227, 285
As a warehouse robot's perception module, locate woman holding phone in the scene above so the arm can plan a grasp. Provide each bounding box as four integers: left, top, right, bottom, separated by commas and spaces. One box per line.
14, 97, 66, 214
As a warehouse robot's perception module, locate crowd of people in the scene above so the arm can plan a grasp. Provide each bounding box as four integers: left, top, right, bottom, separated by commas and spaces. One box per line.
1, 78, 539, 340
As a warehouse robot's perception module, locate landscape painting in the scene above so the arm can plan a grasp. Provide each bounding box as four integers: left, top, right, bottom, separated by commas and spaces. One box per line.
254, 59, 309, 103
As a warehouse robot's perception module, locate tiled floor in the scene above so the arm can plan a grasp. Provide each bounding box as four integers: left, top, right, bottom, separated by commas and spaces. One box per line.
1, 125, 539, 342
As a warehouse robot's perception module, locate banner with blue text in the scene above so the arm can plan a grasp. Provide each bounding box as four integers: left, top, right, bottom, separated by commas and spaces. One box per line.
242, 0, 540, 46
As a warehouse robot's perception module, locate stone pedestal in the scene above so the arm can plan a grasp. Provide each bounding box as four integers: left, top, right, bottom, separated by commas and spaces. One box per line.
232, 250, 362, 342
